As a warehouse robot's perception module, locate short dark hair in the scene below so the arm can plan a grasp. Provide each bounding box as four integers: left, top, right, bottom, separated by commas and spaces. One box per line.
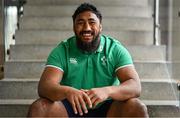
72, 3, 102, 23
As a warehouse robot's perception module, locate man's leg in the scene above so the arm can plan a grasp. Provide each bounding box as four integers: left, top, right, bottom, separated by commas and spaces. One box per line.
27, 98, 68, 117
106, 98, 149, 117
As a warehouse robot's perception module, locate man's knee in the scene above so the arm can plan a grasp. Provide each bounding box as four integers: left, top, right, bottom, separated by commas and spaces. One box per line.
125, 98, 148, 117
126, 98, 147, 111
27, 98, 68, 117
107, 98, 148, 117
27, 98, 52, 117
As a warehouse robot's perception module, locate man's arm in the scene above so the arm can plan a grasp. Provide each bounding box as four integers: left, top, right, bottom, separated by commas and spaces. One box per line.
38, 66, 92, 115
106, 65, 141, 100
84, 65, 141, 106
38, 66, 68, 101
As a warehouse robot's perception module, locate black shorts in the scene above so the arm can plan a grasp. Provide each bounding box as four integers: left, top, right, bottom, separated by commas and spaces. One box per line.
62, 99, 113, 117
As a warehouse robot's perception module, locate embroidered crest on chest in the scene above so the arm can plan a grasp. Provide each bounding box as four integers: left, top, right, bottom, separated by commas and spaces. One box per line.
70, 58, 78, 64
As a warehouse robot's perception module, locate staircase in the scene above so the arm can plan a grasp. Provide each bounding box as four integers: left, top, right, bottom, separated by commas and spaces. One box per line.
0, 0, 180, 117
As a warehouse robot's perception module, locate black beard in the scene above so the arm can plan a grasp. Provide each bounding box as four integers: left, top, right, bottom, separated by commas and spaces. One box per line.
76, 33, 100, 53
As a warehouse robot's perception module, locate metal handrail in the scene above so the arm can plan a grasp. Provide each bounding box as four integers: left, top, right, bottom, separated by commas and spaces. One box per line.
154, 0, 160, 45
2, 0, 26, 62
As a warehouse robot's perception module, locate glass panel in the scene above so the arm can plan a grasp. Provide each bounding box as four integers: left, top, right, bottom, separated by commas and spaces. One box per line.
171, 0, 180, 106
160, 0, 180, 106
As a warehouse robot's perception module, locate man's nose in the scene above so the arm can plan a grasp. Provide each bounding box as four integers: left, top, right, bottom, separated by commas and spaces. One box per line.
84, 22, 91, 31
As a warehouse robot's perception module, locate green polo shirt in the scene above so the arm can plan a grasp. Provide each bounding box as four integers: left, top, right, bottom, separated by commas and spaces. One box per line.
46, 35, 133, 89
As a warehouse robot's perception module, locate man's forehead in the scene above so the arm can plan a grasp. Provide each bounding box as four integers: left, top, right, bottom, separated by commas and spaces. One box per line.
75, 11, 99, 20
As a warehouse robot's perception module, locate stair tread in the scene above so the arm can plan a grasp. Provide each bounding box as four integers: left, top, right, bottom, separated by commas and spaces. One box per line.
20, 17, 153, 31
0, 99, 35, 105
10, 44, 166, 61
26, 0, 148, 7
4, 61, 171, 78
15, 30, 154, 45
23, 5, 152, 18
0, 99, 178, 106
0, 78, 177, 100
143, 100, 179, 106
1, 100, 180, 117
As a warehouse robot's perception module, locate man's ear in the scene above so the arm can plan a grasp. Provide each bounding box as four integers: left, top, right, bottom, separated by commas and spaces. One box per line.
100, 24, 102, 32
73, 24, 75, 32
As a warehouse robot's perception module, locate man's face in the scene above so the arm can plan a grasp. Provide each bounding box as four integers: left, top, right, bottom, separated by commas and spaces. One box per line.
73, 11, 102, 44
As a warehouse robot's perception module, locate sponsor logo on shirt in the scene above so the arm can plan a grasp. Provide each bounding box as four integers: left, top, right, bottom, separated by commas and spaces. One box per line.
70, 58, 78, 64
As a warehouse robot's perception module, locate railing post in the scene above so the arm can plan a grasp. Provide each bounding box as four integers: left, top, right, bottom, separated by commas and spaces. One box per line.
154, 0, 160, 45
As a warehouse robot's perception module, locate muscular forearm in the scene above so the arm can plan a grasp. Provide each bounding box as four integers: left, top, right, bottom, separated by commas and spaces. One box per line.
38, 83, 72, 101
105, 79, 141, 101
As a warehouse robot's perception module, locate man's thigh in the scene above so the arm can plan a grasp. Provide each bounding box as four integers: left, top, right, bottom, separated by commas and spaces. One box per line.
62, 99, 113, 117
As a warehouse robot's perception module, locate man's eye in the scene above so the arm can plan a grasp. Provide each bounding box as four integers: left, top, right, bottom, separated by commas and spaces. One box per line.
77, 21, 84, 25
90, 21, 96, 24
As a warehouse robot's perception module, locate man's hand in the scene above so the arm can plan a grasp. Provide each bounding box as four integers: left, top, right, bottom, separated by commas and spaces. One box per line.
82, 87, 109, 108
66, 88, 92, 116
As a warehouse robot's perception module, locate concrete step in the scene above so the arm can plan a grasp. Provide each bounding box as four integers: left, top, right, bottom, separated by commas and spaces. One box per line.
4, 61, 169, 79
15, 30, 154, 45
0, 79, 177, 101
147, 105, 180, 117
127, 45, 166, 61
0, 79, 178, 117
10, 45, 166, 62
25, 0, 149, 7
0, 99, 34, 117
19, 17, 153, 31
0, 79, 38, 99
172, 62, 180, 80
0, 99, 179, 117
23, 5, 152, 18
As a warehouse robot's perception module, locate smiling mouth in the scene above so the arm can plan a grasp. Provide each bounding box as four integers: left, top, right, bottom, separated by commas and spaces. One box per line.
82, 33, 92, 37
81, 32, 93, 40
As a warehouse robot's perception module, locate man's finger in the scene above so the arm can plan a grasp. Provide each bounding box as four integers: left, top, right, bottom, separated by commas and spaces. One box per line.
71, 99, 77, 115
91, 95, 98, 104
88, 93, 95, 99
81, 89, 88, 93
83, 93, 92, 108
79, 97, 88, 114
93, 99, 100, 107
75, 97, 83, 116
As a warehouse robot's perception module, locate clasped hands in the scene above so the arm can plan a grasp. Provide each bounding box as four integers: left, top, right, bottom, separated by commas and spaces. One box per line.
66, 87, 109, 116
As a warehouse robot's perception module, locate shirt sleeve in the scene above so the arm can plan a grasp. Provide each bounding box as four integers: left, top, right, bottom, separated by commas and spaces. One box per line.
46, 44, 66, 72
114, 43, 133, 72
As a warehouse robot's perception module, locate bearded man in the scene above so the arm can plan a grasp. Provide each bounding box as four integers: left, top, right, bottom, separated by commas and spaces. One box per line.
27, 3, 149, 117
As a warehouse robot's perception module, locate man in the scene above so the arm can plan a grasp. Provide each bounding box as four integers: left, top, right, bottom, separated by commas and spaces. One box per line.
28, 3, 149, 117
